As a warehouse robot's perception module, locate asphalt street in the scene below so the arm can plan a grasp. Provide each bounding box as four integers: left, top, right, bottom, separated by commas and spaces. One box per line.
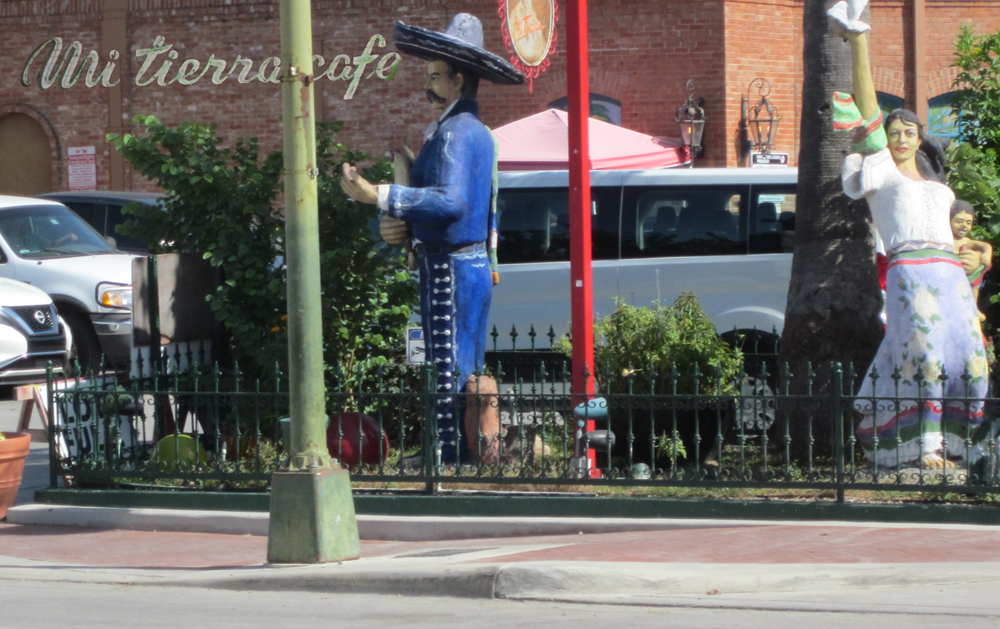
0, 580, 997, 628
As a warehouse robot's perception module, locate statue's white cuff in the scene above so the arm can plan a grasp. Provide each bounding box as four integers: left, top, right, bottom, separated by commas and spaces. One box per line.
377, 184, 391, 213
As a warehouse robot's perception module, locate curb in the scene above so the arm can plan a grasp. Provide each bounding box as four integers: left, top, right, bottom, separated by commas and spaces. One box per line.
147, 560, 1000, 600
3, 552, 1000, 600
7, 504, 767, 540
11, 504, 1000, 540
157, 564, 503, 599
7, 505, 1000, 600
34, 488, 1000, 526
490, 561, 1000, 599
7, 504, 269, 535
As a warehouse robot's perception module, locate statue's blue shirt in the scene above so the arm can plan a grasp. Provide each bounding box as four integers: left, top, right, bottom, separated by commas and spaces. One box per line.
385, 99, 493, 247
382, 98, 494, 462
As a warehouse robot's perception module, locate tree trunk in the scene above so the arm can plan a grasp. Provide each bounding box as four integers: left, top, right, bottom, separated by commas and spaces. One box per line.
779, 0, 883, 458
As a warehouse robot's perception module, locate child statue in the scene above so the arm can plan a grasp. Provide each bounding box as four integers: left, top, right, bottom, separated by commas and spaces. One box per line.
951, 199, 992, 321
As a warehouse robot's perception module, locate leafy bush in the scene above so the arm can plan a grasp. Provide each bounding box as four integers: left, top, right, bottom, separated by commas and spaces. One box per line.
950, 27, 1000, 331
109, 116, 285, 379
108, 116, 418, 393
555, 294, 743, 468
953, 26, 1000, 158
313, 122, 419, 395
556, 294, 743, 396
947, 142, 1000, 240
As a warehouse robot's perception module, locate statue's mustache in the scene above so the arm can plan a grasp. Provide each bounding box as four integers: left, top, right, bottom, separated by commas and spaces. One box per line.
426, 89, 448, 104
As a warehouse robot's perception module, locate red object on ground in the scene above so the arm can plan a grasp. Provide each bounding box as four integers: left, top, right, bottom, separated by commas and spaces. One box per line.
492, 109, 688, 171
326, 412, 389, 466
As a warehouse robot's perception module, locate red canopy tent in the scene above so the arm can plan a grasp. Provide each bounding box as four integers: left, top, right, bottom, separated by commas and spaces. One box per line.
493, 108, 689, 171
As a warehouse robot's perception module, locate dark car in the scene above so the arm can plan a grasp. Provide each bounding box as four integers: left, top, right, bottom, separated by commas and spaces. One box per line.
37, 191, 161, 254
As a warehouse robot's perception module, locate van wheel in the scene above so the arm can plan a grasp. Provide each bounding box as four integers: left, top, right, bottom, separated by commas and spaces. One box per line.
64, 313, 101, 375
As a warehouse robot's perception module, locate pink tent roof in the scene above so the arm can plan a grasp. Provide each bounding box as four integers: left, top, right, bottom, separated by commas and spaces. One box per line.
493, 109, 689, 171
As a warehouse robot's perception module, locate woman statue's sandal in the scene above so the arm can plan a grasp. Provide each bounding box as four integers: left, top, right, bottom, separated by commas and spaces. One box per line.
827, 0, 870, 36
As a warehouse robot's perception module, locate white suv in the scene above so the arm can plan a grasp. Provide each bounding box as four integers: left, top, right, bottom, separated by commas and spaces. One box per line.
0, 277, 68, 383
0, 195, 137, 371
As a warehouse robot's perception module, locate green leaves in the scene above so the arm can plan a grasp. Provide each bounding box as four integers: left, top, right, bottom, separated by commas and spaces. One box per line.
109, 115, 417, 392
555, 294, 743, 397
948, 28, 1000, 326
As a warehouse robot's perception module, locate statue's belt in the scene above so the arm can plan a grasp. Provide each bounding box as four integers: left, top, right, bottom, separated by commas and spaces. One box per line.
416, 241, 486, 256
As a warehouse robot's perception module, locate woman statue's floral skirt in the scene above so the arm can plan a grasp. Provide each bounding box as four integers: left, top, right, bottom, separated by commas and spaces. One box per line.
856, 248, 993, 467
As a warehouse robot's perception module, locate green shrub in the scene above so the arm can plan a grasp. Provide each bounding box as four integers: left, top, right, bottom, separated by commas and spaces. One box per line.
950, 27, 1000, 334
108, 116, 418, 393
556, 293, 743, 396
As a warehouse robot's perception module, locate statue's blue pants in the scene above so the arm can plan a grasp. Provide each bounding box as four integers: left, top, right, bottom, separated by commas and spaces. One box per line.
419, 244, 492, 463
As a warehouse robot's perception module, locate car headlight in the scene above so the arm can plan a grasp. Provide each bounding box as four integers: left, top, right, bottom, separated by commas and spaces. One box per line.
97, 284, 132, 310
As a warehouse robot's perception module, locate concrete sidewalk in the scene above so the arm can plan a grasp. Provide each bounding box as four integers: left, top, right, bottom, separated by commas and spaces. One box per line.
6, 405, 1000, 603
4, 507, 1000, 601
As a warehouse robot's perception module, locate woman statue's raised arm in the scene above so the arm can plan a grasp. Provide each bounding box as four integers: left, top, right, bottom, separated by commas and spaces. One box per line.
829, 0, 887, 157
843, 30, 878, 123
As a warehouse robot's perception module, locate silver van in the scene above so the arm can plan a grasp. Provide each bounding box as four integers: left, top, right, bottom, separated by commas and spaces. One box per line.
491, 167, 797, 346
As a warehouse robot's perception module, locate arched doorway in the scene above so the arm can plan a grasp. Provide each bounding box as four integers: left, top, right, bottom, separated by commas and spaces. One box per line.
0, 113, 53, 195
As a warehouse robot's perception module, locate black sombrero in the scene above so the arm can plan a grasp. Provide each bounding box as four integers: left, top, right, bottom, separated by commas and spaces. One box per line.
394, 13, 525, 86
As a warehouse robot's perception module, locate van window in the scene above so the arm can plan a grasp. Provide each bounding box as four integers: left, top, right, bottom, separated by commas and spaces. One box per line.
61, 202, 103, 231
496, 187, 620, 263
621, 186, 746, 258
107, 203, 149, 252
749, 187, 796, 254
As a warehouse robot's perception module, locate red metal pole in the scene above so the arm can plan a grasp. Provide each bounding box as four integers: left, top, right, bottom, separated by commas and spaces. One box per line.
565, 0, 596, 475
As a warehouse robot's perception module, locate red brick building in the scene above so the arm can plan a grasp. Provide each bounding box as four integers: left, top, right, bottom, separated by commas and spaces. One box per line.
0, 0, 995, 193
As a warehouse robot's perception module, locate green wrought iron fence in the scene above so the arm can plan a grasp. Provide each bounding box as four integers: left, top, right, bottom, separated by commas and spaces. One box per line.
47, 335, 1000, 500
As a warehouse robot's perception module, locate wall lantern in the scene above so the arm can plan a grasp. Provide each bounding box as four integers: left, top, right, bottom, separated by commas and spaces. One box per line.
741, 77, 780, 158
675, 79, 706, 166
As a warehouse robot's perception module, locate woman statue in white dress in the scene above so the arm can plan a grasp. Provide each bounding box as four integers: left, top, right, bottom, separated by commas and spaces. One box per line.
829, 2, 990, 470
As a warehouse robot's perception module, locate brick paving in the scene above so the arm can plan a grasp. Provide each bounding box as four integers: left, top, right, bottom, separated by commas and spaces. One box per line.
0, 525, 269, 569
469, 526, 1000, 564
4, 522, 1000, 569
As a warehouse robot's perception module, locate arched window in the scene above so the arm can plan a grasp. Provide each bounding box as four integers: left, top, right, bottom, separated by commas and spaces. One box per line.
548, 94, 622, 125
927, 92, 960, 138
877, 91, 904, 119
0, 113, 53, 195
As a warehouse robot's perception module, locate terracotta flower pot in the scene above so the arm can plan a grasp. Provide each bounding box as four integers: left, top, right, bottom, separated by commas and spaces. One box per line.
0, 432, 30, 519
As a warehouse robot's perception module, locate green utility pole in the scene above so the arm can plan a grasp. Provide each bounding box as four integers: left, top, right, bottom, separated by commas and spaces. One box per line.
267, 0, 361, 564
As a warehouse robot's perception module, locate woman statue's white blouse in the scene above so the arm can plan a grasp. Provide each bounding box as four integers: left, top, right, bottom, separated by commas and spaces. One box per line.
842, 147, 955, 251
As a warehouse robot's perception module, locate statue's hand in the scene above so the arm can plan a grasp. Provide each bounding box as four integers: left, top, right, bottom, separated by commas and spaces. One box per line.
379, 216, 410, 246
959, 248, 981, 274
340, 162, 379, 205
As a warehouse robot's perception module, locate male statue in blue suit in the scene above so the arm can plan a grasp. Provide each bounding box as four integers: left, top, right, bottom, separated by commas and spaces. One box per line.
341, 14, 523, 464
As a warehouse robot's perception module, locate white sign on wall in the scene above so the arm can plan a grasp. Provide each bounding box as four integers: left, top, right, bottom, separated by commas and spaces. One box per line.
750, 152, 789, 168
67, 145, 96, 191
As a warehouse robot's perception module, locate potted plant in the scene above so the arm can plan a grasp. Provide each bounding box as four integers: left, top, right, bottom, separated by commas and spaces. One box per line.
0, 432, 31, 518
